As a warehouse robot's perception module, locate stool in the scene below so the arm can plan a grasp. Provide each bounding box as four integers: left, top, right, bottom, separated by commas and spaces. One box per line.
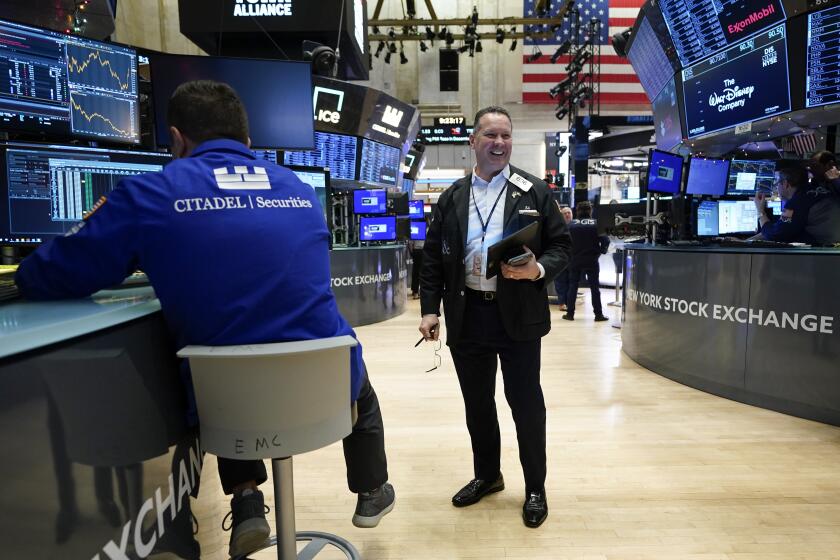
178, 336, 361, 560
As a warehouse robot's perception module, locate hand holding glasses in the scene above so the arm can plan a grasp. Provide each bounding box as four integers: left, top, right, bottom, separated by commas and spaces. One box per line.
415, 324, 441, 372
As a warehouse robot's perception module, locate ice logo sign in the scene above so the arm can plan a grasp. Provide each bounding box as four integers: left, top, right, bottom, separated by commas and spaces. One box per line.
313, 86, 344, 124
233, 0, 293, 17
709, 79, 755, 113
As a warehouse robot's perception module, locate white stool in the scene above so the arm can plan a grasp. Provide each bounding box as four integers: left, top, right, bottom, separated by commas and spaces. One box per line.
178, 336, 361, 560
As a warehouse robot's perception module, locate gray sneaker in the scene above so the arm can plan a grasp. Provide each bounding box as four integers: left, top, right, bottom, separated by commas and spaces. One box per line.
223, 489, 270, 557
352, 483, 395, 528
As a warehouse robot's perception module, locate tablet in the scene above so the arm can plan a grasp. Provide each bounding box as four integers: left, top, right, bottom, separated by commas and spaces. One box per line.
486, 222, 540, 280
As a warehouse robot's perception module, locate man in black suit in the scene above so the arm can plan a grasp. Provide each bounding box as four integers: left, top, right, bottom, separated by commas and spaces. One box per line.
563, 201, 610, 321
418, 106, 571, 528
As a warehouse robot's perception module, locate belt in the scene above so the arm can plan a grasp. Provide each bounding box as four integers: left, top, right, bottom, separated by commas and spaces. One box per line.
465, 287, 497, 302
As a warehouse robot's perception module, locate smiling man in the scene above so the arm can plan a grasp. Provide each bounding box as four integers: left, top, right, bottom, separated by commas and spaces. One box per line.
418, 106, 571, 528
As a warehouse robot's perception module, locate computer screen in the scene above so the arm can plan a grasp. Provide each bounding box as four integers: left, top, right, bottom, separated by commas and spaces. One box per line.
150, 54, 314, 149
647, 149, 684, 194
359, 216, 396, 241
0, 143, 170, 245
726, 159, 776, 195
685, 157, 731, 196
359, 138, 400, 187
652, 76, 684, 151
719, 200, 759, 234
0, 18, 140, 144
410, 220, 426, 240
696, 200, 720, 236
627, 15, 677, 102
402, 178, 415, 198
767, 199, 783, 214
353, 189, 387, 214
806, 4, 840, 108
682, 25, 791, 139
286, 165, 330, 224
283, 132, 358, 180
251, 149, 277, 164
659, 0, 786, 67
408, 200, 424, 218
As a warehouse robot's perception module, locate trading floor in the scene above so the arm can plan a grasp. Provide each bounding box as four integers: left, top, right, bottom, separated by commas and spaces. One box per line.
192, 297, 840, 560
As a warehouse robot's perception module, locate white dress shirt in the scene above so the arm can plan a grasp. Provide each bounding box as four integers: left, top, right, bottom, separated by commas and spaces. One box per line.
464, 165, 510, 291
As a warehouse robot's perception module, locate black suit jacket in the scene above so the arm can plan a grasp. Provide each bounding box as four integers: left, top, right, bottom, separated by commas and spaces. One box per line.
420, 165, 571, 345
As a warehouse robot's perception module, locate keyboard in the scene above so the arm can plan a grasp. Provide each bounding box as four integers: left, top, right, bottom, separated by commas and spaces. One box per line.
0, 272, 20, 302
717, 238, 796, 249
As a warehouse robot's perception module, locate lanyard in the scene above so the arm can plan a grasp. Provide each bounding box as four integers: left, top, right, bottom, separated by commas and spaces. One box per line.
471, 180, 507, 244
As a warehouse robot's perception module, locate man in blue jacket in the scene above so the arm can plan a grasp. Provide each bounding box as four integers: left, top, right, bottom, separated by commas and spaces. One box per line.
15, 81, 394, 557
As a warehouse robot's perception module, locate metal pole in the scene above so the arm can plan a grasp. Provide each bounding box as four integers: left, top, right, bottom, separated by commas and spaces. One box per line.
272, 457, 297, 560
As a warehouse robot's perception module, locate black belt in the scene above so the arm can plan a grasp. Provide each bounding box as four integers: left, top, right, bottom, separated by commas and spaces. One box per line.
465, 287, 497, 302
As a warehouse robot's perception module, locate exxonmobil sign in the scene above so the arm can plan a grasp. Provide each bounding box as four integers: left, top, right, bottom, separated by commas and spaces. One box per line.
720, 1, 784, 41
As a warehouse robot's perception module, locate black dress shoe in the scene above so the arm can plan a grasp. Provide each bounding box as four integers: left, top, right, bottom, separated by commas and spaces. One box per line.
522, 489, 548, 528
451, 474, 504, 507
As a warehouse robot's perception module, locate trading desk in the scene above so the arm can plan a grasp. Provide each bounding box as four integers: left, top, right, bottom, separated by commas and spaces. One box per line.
622, 245, 840, 426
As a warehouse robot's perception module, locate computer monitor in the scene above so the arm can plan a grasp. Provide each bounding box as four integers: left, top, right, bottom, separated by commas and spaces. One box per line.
685, 157, 730, 196
0, 143, 170, 245
285, 164, 330, 225
396, 217, 411, 241
359, 138, 400, 187
359, 216, 396, 241
646, 149, 684, 194
402, 177, 415, 198
283, 131, 358, 180
726, 159, 776, 195
767, 199, 783, 215
386, 191, 409, 215
718, 200, 759, 235
0, 18, 140, 144
251, 149, 277, 164
353, 189, 387, 214
150, 54, 314, 149
695, 200, 720, 237
806, 5, 840, 108
408, 200, 424, 219
410, 220, 426, 240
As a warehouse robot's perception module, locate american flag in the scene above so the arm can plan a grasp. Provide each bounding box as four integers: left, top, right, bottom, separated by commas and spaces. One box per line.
522, 0, 646, 105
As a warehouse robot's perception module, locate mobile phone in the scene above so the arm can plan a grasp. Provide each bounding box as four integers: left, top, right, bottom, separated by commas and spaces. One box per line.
506, 252, 532, 266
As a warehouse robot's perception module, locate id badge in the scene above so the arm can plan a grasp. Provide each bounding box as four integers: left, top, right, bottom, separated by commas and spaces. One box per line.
471, 254, 482, 276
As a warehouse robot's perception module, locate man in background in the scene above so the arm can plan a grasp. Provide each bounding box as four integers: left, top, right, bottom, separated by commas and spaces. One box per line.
554, 206, 574, 311
563, 201, 609, 322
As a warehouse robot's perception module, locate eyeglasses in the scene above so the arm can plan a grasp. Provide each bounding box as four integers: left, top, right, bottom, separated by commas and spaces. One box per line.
424, 339, 442, 373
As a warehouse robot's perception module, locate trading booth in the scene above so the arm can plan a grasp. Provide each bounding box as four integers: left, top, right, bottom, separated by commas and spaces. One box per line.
0, 12, 420, 558
609, 0, 840, 427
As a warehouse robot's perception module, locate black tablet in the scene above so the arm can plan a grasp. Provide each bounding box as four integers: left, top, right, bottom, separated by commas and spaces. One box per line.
486, 222, 540, 280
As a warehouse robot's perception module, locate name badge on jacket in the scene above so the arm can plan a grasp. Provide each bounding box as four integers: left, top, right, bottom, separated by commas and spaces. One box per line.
509, 173, 533, 192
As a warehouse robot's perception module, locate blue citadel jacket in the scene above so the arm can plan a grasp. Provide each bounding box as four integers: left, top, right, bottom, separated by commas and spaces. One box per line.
15, 139, 365, 401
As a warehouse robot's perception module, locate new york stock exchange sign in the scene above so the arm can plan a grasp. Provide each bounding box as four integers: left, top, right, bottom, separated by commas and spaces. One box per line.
233, 0, 293, 17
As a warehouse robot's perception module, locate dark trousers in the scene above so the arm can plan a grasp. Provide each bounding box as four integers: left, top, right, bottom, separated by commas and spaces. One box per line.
566, 264, 602, 317
553, 268, 570, 306
411, 249, 423, 294
217, 372, 388, 494
449, 292, 547, 491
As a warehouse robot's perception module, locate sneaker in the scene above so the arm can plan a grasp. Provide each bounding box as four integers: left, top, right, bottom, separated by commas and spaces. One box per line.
352, 482, 395, 528
223, 489, 270, 557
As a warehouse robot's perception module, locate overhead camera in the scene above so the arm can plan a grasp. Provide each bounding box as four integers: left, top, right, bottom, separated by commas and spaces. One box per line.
303, 40, 338, 77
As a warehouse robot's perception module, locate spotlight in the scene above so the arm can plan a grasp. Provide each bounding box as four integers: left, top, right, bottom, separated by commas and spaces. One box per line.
475, 41, 483, 53
550, 40, 572, 63
445, 30, 455, 45
555, 106, 569, 120
388, 28, 396, 40
400, 49, 408, 64
527, 47, 542, 63
389, 42, 398, 54
510, 38, 518, 51
438, 28, 447, 40
425, 26, 436, 41
419, 40, 428, 52
385, 50, 392, 64
496, 28, 505, 44
458, 44, 470, 54
373, 26, 380, 35
555, 145, 568, 157
375, 41, 385, 58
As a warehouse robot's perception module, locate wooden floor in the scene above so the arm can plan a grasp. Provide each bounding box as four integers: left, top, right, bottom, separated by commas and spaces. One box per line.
193, 294, 840, 560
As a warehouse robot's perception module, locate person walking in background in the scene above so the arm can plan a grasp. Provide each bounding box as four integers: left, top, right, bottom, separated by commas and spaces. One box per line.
563, 201, 609, 322
554, 206, 574, 311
